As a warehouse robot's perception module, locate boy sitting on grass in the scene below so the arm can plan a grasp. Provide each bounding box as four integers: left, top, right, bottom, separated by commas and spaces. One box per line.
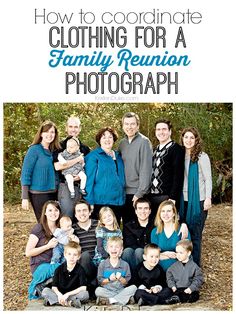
165, 239, 204, 304
42, 241, 89, 308
134, 243, 172, 306
95, 236, 137, 306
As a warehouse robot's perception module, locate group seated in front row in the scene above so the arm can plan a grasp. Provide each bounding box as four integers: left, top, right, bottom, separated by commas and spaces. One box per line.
41, 238, 203, 308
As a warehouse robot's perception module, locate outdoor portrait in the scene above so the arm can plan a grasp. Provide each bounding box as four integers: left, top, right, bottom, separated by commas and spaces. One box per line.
3, 103, 232, 311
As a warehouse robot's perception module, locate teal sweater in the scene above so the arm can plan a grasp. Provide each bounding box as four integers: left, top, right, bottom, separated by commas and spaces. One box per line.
84, 147, 125, 206
151, 226, 191, 272
21, 144, 56, 191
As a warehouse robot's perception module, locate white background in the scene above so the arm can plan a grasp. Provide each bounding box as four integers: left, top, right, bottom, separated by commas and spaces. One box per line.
0, 0, 235, 102
0, 0, 235, 310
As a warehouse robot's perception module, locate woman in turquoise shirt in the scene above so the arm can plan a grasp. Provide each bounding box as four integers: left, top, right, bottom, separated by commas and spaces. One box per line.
151, 200, 190, 272
21, 120, 61, 221
85, 127, 125, 225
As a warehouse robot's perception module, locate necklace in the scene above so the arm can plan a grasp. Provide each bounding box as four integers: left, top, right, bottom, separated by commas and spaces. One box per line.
106, 150, 115, 159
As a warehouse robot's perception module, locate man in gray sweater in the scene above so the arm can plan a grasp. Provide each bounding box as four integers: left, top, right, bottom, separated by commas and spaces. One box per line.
118, 112, 153, 224
166, 239, 204, 304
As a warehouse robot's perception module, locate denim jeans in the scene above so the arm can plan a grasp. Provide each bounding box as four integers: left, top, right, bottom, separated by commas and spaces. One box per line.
58, 182, 81, 219
80, 251, 97, 282
51, 243, 65, 264
173, 288, 200, 303
135, 287, 173, 305
95, 285, 137, 305
184, 201, 208, 266
42, 287, 89, 305
121, 247, 144, 273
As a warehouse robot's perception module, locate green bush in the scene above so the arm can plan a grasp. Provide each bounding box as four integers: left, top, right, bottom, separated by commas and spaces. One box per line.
4, 103, 232, 204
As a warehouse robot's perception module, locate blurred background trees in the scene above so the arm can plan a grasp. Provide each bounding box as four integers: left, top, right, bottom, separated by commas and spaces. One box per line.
4, 103, 232, 204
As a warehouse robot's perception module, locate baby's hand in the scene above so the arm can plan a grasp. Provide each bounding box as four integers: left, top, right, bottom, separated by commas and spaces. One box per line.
184, 287, 192, 294
77, 154, 84, 164
67, 229, 74, 236
115, 272, 122, 279
70, 235, 80, 243
47, 238, 58, 249
172, 286, 177, 292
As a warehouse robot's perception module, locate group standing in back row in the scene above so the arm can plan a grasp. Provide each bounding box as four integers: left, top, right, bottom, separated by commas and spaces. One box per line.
21, 112, 212, 305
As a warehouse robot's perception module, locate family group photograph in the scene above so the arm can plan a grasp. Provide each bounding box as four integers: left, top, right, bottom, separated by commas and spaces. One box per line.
3, 103, 232, 311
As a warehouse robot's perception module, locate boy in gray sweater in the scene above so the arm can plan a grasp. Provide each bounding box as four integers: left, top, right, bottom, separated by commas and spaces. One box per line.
166, 239, 204, 304
95, 237, 137, 306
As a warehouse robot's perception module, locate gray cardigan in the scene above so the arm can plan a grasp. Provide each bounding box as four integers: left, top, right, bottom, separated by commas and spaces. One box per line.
183, 152, 212, 201
166, 256, 204, 292
118, 132, 152, 198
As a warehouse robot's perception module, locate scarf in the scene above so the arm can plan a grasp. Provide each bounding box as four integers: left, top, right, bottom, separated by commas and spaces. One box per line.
180, 161, 201, 226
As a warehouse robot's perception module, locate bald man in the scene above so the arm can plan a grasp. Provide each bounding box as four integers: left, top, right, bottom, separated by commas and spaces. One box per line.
54, 116, 90, 218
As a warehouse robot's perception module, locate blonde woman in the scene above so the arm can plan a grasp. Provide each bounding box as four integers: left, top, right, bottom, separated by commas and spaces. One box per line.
151, 200, 190, 272
93, 207, 122, 266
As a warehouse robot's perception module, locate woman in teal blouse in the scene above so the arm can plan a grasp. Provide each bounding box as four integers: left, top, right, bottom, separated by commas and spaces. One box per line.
151, 200, 190, 272
179, 127, 212, 266
85, 127, 125, 224
21, 120, 61, 221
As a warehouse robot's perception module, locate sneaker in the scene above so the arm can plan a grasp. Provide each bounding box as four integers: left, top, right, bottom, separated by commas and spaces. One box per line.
138, 284, 146, 290
137, 298, 143, 306
35, 279, 52, 297
96, 297, 110, 305
43, 299, 50, 306
35, 283, 45, 297
129, 296, 135, 305
80, 189, 87, 196
70, 192, 75, 199
165, 295, 181, 304
70, 299, 81, 308
155, 285, 163, 292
